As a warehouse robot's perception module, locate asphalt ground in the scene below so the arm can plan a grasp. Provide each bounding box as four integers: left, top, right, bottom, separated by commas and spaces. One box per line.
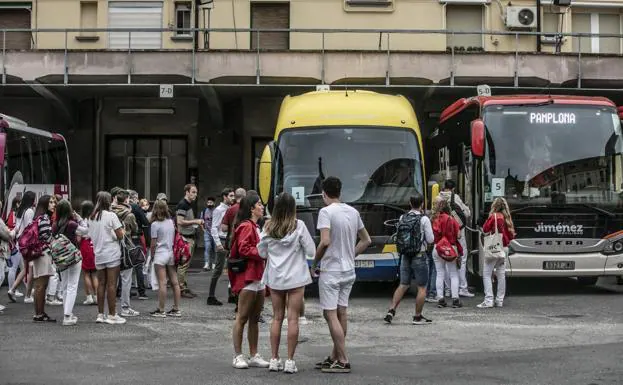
1, 270, 623, 385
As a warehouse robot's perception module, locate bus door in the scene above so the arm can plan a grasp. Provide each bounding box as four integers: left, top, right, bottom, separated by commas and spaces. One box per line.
460, 143, 481, 276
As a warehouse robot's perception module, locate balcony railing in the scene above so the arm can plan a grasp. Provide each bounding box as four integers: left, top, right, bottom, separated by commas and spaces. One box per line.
1, 27, 622, 87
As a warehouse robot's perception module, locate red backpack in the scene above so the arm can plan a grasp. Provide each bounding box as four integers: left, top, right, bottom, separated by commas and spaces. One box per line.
435, 215, 459, 262
173, 230, 191, 266
18, 217, 45, 263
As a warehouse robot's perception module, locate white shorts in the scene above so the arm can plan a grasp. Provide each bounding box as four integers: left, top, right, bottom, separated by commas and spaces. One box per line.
319, 270, 356, 310
243, 281, 266, 292
153, 252, 174, 266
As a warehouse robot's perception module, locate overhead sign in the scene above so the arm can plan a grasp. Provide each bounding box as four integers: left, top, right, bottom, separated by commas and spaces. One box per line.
529, 112, 576, 124
159, 84, 174, 98
316, 84, 330, 92
477, 84, 491, 97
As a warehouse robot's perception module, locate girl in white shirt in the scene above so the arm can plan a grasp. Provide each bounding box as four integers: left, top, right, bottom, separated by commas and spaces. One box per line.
88, 191, 125, 325
7, 191, 36, 303
149, 200, 181, 318
258, 192, 315, 374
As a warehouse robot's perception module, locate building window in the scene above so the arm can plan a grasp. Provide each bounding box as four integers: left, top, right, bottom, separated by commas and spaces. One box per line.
543, 12, 561, 34
573, 12, 621, 54
541, 11, 564, 49
446, 5, 483, 51
0, 3, 32, 50
78, 1, 98, 39
175, 2, 192, 36
251, 3, 290, 50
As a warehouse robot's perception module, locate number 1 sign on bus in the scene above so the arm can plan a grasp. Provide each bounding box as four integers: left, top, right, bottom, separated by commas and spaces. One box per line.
0, 114, 71, 217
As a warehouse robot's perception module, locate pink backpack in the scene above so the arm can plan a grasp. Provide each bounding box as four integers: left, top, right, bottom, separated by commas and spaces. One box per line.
18, 217, 45, 263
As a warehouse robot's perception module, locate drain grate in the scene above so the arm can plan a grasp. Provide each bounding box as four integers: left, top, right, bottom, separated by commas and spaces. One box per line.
550, 314, 584, 319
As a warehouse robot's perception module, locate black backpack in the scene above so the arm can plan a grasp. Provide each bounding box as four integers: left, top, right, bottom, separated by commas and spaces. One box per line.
449, 192, 467, 229
395, 212, 423, 257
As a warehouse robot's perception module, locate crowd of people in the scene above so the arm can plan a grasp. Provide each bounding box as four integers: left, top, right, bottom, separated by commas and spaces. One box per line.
0, 176, 515, 374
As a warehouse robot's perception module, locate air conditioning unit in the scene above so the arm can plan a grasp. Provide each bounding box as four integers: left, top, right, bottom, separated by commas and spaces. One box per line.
505, 6, 537, 29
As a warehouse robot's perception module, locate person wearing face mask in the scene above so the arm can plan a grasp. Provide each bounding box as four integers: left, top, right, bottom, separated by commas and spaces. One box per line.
200, 196, 216, 271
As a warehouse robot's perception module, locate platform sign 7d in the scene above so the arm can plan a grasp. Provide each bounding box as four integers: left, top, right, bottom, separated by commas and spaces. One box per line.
160, 84, 174, 98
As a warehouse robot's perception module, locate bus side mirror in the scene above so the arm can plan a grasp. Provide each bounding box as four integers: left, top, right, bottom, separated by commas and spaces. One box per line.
258, 142, 276, 212
470, 119, 485, 159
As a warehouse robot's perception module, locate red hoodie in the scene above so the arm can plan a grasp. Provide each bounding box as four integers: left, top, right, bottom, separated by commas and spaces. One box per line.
483, 213, 515, 247
228, 220, 265, 295
432, 213, 463, 256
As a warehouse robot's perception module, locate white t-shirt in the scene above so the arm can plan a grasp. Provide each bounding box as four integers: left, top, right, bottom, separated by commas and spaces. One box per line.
88, 210, 123, 265
150, 219, 175, 259
15, 208, 35, 239
316, 202, 365, 273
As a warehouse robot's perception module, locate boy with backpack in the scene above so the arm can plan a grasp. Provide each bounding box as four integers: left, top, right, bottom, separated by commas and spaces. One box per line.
384, 193, 434, 325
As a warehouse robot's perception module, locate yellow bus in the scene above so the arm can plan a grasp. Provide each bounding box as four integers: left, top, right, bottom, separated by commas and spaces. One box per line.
257, 89, 426, 281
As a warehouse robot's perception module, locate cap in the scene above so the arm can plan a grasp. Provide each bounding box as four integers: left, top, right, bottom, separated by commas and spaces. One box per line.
156, 193, 168, 202
110, 186, 123, 197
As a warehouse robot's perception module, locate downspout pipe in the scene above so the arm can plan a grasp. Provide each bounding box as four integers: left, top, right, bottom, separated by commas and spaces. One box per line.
194, 0, 200, 50
537, 0, 542, 52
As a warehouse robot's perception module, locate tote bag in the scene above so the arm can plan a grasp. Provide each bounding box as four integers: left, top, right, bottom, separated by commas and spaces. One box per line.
482, 215, 505, 262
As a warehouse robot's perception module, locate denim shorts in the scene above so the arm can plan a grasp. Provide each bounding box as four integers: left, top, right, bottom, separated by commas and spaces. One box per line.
399, 253, 429, 287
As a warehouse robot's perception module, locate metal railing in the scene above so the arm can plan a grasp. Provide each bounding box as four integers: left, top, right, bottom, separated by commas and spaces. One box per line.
1, 27, 622, 88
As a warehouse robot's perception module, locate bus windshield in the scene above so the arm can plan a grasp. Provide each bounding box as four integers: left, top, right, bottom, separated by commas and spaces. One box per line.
483, 104, 623, 206
275, 126, 423, 207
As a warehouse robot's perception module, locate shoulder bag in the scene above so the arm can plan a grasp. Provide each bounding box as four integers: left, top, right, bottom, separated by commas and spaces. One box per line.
481, 214, 506, 262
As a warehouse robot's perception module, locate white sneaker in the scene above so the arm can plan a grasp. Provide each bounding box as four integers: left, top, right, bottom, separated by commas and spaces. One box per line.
477, 301, 494, 308
120, 308, 140, 317
459, 290, 475, 298
0, 304, 6, 312
105, 314, 127, 325
62, 315, 78, 326
233, 354, 249, 369
495, 300, 504, 308
83, 296, 95, 305
268, 358, 283, 372
14, 290, 24, 298
248, 353, 270, 368
203, 262, 210, 270
299, 316, 309, 325
284, 359, 298, 374
46, 298, 63, 306
96, 313, 106, 323
425, 296, 438, 303
24, 296, 34, 304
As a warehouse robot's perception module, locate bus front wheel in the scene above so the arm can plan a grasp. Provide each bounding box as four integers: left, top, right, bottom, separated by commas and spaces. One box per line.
576, 277, 598, 286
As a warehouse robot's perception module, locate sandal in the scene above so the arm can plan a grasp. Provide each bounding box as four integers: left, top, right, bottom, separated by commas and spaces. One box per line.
33, 313, 56, 323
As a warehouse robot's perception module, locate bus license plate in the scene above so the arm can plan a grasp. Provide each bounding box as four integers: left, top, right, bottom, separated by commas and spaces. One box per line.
355, 260, 374, 269
543, 261, 575, 270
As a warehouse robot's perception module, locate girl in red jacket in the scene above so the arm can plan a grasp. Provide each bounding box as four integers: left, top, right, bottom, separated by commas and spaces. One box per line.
431, 196, 463, 309
477, 197, 515, 309
229, 194, 270, 370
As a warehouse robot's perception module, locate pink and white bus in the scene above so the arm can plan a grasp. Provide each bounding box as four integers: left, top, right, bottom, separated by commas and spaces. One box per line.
0, 113, 71, 216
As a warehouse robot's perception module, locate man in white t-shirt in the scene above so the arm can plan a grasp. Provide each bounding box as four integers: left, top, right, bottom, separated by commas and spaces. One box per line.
311, 176, 371, 374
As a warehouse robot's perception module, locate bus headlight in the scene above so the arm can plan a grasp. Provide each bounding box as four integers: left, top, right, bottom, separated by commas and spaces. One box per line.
603, 237, 623, 255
